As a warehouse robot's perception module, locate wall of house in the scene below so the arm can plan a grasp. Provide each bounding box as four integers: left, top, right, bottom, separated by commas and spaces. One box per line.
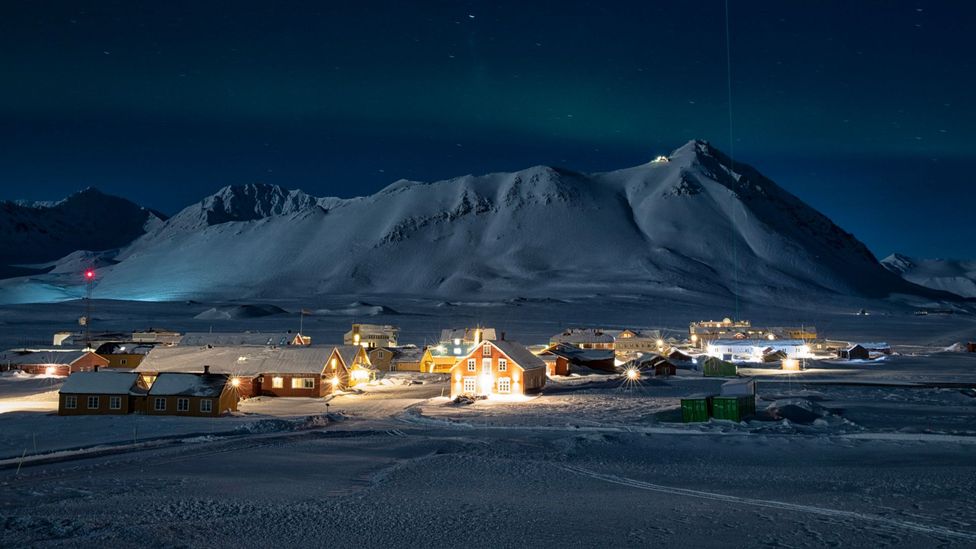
102, 354, 145, 369
258, 373, 326, 397
368, 349, 393, 371
71, 353, 111, 373
58, 393, 137, 416
146, 395, 226, 417
19, 364, 70, 376
450, 343, 547, 398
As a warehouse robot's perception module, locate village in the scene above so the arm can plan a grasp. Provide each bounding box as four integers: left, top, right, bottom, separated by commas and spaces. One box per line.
1, 317, 968, 426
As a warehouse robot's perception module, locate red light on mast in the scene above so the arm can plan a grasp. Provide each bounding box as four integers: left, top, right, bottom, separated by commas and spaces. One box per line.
84, 269, 95, 280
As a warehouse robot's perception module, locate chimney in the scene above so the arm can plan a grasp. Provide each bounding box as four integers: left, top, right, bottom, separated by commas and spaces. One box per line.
500, 331, 506, 341
203, 365, 211, 374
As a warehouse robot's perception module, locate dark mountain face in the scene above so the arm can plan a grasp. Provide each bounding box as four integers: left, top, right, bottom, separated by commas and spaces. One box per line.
0, 187, 165, 272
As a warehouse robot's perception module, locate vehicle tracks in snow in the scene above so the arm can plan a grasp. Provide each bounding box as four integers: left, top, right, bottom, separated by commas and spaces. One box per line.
557, 463, 976, 542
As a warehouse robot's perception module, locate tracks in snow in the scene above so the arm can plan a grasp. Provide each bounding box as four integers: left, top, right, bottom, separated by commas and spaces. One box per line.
557, 464, 976, 542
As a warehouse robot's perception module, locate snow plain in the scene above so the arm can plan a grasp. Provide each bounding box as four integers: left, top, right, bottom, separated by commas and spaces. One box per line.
1, 296, 975, 547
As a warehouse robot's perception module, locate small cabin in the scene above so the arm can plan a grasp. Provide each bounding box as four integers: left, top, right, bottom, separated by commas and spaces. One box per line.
837, 344, 870, 360
146, 372, 239, 417
58, 371, 148, 416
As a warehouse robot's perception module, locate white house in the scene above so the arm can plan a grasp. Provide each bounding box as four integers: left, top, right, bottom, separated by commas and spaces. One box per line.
705, 339, 811, 362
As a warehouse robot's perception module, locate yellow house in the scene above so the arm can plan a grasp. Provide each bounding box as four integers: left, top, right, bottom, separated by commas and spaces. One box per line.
325, 345, 376, 390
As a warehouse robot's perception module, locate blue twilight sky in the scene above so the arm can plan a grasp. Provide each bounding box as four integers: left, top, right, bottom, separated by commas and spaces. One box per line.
1, 1, 973, 259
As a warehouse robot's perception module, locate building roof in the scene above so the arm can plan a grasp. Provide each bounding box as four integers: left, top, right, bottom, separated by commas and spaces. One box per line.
148, 373, 229, 397
543, 343, 614, 363
60, 371, 145, 395
855, 342, 890, 350
708, 339, 806, 348
333, 345, 372, 369
551, 329, 614, 344
138, 346, 333, 375
0, 348, 91, 365
347, 324, 399, 335
178, 332, 298, 347
490, 340, 546, 372
439, 327, 496, 343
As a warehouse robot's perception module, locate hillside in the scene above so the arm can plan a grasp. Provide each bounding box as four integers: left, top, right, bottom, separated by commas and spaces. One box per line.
0, 188, 165, 276
0, 141, 948, 305
882, 254, 976, 298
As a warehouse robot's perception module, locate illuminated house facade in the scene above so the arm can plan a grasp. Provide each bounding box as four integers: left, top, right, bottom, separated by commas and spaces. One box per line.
58, 371, 148, 416
705, 339, 811, 362
344, 324, 399, 348
449, 340, 546, 398
1, 348, 109, 376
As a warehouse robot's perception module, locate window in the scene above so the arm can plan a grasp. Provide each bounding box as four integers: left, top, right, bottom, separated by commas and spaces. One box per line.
303, 378, 315, 389
482, 343, 491, 356
87, 396, 99, 409
498, 359, 508, 372
482, 358, 491, 372
498, 377, 511, 393
200, 399, 213, 413
291, 377, 304, 389
463, 378, 476, 393
109, 396, 122, 410
272, 377, 284, 388
375, 351, 384, 359
467, 359, 476, 372
120, 358, 127, 366
154, 397, 166, 411
65, 395, 77, 409
177, 398, 189, 412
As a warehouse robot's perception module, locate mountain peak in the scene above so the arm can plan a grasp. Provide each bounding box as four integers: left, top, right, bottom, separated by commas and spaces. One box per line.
199, 183, 318, 225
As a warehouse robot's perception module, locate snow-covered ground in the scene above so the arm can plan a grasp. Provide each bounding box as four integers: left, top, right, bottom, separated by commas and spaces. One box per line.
1, 297, 975, 546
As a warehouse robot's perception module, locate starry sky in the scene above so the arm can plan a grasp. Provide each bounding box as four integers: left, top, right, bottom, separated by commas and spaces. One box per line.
1, 1, 973, 259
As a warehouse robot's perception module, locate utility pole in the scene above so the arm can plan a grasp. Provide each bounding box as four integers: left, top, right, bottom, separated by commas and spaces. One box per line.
84, 269, 95, 350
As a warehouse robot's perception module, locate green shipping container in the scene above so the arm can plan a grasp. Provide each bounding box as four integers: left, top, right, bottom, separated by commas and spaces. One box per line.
681, 394, 715, 423
711, 395, 756, 422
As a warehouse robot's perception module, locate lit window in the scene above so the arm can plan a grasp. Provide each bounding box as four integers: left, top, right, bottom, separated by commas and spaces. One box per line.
292, 377, 304, 389
65, 395, 77, 409
87, 396, 99, 409
467, 359, 476, 372
498, 359, 507, 372
109, 396, 121, 410
154, 397, 166, 411
177, 398, 189, 412
483, 343, 491, 356
498, 378, 511, 393
272, 377, 284, 388
463, 378, 476, 393
482, 358, 491, 372
303, 378, 315, 389
200, 399, 213, 413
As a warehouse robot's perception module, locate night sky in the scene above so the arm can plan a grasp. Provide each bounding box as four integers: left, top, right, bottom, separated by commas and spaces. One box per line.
2, 1, 973, 259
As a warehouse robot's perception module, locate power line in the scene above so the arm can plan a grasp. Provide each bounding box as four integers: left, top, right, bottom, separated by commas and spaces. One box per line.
724, 0, 739, 321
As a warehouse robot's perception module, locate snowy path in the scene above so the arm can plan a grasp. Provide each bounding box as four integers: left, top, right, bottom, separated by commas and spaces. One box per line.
558, 464, 976, 542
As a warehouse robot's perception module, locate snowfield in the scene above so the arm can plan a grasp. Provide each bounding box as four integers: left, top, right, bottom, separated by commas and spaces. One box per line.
1, 291, 974, 546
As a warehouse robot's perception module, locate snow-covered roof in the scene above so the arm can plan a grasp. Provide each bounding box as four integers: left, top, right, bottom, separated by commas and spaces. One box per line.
60, 371, 144, 395
490, 340, 546, 372
138, 346, 333, 375
333, 345, 373, 370
148, 373, 229, 397
178, 332, 297, 347
0, 349, 90, 365
551, 329, 614, 344
543, 343, 614, 363
709, 339, 806, 348
439, 328, 496, 343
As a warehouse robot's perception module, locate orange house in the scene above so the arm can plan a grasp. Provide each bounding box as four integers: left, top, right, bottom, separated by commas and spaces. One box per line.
323, 345, 377, 391
58, 371, 149, 416
1, 349, 109, 376
449, 340, 546, 399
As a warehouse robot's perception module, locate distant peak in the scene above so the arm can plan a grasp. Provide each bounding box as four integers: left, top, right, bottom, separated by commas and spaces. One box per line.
197, 182, 318, 225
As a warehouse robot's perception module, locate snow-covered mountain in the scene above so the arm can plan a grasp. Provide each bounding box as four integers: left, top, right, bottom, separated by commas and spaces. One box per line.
13, 139, 922, 306
0, 188, 165, 275
882, 253, 976, 298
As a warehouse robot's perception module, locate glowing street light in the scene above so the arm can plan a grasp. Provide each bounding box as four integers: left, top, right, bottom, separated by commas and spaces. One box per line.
231, 377, 241, 387
626, 368, 640, 380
